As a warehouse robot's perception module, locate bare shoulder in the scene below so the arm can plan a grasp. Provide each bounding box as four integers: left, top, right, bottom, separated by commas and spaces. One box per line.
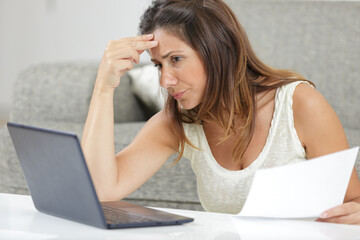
132, 109, 178, 152
292, 83, 328, 118
146, 109, 174, 135
292, 83, 348, 158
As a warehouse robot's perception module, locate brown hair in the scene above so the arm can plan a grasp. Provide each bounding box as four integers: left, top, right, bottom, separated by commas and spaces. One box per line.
139, 0, 313, 163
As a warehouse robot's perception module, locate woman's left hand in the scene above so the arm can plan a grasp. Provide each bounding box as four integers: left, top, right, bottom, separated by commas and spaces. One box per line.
316, 201, 360, 225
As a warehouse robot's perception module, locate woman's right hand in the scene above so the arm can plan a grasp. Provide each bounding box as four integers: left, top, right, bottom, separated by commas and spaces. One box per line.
95, 34, 158, 93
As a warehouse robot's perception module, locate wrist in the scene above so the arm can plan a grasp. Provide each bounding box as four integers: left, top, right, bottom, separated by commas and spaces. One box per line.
93, 85, 115, 97
94, 80, 116, 95
94, 75, 120, 95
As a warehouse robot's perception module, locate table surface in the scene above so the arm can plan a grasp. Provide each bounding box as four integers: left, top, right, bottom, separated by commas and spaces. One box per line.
1, 193, 360, 240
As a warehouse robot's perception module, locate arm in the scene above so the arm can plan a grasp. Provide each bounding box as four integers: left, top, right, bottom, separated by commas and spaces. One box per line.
81, 35, 178, 201
293, 83, 360, 225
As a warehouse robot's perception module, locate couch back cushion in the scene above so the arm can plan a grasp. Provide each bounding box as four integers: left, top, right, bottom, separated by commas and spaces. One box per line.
11, 62, 148, 123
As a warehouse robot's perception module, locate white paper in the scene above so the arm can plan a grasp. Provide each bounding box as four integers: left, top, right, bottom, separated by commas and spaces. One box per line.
238, 147, 359, 218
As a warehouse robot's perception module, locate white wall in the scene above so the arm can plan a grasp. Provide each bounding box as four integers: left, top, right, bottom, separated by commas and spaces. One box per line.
0, 0, 152, 125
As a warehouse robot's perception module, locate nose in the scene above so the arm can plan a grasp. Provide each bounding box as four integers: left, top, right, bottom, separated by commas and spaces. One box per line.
159, 67, 178, 89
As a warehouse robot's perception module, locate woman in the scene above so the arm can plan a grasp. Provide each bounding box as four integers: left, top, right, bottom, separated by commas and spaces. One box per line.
82, 0, 360, 224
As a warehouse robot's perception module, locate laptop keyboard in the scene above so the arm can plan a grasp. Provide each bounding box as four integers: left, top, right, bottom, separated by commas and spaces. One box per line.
102, 205, 157, 224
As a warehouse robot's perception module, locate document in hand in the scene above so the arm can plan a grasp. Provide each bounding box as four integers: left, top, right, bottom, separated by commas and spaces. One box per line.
238, 147, 359, 218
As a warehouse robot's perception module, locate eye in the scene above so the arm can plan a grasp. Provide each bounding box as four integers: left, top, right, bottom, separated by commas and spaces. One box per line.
154, 63, 162, 70
171, 56, 183, 63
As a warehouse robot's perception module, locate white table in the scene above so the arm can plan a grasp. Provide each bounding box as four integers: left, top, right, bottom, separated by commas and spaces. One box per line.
1, 193, 360, 240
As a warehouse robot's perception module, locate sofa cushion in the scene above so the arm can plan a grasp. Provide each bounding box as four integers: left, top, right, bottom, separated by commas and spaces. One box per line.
11, 62, 148, 124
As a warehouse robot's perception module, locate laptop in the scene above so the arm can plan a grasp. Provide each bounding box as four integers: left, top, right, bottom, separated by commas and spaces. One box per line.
7, 122, 194, 229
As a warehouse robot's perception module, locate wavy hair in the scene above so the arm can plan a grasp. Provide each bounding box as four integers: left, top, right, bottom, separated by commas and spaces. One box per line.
139, 0, 312, 163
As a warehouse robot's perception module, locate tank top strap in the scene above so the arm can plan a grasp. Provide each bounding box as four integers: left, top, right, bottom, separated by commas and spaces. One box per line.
274, 80, 311, 155
182, 123, 202, 162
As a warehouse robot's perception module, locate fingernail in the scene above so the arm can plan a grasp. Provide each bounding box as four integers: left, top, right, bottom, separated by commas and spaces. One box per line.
320, 212, 328, 218
147, 34, 153, 38
151, 41, 158, 46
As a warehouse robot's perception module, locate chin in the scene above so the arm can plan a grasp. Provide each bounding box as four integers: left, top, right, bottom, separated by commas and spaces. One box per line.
179, 100, 200, 110
179, 104, 190, 110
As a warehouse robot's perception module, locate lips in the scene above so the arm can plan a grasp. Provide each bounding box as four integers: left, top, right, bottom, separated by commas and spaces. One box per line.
172, 90, 187, 100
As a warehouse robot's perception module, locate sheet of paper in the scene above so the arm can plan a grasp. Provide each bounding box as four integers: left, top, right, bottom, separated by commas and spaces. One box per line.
238, 147, 359, 218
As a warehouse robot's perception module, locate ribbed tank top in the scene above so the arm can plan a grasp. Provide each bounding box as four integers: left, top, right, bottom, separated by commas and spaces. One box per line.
182, 81, 309, 214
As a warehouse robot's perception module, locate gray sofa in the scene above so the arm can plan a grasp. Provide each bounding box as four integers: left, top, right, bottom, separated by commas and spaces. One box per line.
0, 62, 202, 210
1, 0, 359, 211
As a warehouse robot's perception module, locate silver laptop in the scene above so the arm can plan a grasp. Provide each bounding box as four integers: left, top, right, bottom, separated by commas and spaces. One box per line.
7, 122, 193, 229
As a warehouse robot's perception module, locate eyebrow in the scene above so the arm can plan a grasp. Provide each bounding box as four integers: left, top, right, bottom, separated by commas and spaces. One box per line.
151, 51, 183, 62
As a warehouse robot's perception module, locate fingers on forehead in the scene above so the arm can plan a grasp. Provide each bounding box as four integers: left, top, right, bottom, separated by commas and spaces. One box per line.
121, 34, 152, 42
114, 37, 157, 50
135, 34, 153, 40
128, 40, 158, 50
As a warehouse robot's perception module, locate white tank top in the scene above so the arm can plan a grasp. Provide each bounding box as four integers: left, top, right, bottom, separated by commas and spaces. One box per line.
182, 81, 308, 214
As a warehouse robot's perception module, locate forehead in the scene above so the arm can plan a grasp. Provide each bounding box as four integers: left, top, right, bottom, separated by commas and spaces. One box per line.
149, 28, 191, 58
